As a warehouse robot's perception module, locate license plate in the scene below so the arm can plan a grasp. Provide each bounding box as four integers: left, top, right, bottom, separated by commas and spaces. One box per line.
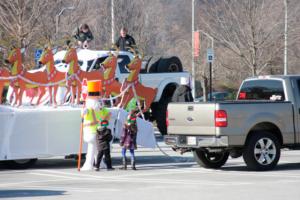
187, 136, 197, 145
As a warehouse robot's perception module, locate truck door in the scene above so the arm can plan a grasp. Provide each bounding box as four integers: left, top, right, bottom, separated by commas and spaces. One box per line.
292, 78, 300, 143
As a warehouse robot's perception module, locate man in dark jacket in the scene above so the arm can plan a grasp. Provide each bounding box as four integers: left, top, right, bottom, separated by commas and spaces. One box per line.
95, 120, 114, 171
73, 24, 94, 49
115, 27, 136, 51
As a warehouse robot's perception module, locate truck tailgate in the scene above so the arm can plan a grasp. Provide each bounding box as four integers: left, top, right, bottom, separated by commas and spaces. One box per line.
167, 102, 216, 135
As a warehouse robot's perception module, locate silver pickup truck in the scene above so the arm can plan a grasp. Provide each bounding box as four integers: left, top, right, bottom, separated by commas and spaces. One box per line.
165, 75, 300, 171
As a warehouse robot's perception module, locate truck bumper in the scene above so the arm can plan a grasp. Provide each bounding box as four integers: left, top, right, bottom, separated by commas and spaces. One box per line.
165, 135, 229, 148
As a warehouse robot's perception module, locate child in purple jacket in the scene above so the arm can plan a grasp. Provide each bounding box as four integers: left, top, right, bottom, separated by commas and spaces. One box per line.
120, 110, 138, 170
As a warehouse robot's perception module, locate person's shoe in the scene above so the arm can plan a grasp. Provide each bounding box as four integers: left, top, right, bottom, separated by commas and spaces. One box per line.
94, 168, 100, 171
120, 158, 127, 170
81, 167, 93, 171
131, 160, 137, 170
107, 167, 115, 171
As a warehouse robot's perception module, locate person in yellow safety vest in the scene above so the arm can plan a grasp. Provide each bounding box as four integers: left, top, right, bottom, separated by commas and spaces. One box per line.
81, 80, 111, 171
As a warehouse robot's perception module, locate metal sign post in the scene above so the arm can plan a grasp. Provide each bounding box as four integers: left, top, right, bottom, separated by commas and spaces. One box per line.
207, 48, 214, 101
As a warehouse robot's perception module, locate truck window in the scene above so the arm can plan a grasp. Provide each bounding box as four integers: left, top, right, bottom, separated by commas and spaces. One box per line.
238, 80, 285, 101
87, 57, 107, 71
118, 55, 130, 73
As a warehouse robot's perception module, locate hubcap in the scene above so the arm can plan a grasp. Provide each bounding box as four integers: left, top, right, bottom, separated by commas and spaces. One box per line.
254, 138, 276, 165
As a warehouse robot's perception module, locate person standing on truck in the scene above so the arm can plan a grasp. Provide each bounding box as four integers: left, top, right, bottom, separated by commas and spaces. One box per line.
120, 109, 138, 170
81, 80, 104, 171
73, 24, 94, 49
115, 27, 136, 51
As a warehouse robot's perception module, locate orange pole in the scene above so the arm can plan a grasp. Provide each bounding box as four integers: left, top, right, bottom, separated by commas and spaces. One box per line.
77, 103, 85, 171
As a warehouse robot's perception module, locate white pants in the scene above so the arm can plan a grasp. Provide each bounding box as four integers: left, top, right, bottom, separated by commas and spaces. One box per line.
81, 132, 97, 171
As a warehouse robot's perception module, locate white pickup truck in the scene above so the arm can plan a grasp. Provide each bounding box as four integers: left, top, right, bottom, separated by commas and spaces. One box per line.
166, 75, 300, 171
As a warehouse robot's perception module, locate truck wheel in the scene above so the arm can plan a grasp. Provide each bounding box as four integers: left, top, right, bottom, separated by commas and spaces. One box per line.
193, 149, 229, 169
157, 56, 183, 72
243, 131, 280, 171
147, 57, 161, 73
4, 159, 37, 169
156, 98, 170, 135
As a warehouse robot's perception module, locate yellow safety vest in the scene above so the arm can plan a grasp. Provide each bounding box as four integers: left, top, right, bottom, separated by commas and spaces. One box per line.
83, 107, 110, 134
83, 108, 101, 134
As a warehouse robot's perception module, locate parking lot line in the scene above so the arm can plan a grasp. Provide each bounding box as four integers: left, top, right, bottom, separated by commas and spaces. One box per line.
29, 172, 79, 179
31, 168, 200, 179
26, 169, 252, 186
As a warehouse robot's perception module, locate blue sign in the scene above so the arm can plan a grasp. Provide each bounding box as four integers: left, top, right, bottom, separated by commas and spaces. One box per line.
207, 48, 214, 63
34, 49, 43, 63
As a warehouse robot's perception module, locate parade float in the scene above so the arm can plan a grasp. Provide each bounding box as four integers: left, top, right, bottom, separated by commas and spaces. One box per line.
0, 42, 191, 168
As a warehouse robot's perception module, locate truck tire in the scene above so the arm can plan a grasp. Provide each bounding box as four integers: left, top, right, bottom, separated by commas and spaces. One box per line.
156, 98, 170, 135
193, 149, 229, 169
4, 159, 37, 169
157, 56, 183, 73
243, 131, 280, 171
147, 57, 161, 73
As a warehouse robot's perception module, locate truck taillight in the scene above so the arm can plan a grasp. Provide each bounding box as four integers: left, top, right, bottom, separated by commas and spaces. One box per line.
215, 110, 227, 127
166, 110, 169, 127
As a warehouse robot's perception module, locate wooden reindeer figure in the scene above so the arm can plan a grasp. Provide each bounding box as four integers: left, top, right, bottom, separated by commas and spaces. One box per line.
5, 47, 47, 106
38, 46, 68, 106
0, 66, 11, 104
62, 44, 104, 104
119, 49, 157, 112
101, 51, 121, 98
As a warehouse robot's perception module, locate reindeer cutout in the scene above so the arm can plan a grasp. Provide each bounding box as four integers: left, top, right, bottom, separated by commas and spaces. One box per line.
38, 46, 67, 106
6, 47, 46, 106
62, 45, 104, 104
119, 50, 157, 112
101, 51, 121, 98
0, 67, 11, 104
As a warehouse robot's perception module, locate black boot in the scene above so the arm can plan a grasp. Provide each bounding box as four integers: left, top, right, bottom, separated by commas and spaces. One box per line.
105, 152, 114, 171
131, 158, 136, 170
120, 158, 127, 170
106, 159, 115, 171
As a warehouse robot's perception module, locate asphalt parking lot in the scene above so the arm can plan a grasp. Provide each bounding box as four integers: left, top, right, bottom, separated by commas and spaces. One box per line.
1, 139, 300, 200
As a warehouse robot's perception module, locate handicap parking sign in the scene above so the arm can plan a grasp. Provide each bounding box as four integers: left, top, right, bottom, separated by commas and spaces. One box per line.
207, 48, 214, 63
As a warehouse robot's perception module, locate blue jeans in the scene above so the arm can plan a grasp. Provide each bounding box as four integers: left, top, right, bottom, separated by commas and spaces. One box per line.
121, 148, 135, 160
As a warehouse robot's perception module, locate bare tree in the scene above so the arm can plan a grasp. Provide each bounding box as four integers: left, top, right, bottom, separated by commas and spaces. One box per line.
197, 0, 300, 77
0, 0, 48, 47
